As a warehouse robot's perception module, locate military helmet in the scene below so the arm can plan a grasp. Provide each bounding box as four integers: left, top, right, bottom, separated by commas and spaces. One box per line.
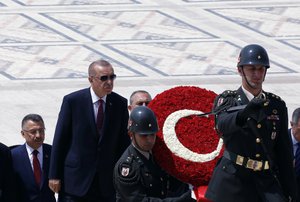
237, 44, 270, 68
129, 106, 158, 135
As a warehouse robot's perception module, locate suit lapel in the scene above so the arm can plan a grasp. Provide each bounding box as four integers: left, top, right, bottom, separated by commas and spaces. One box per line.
105, 94, 113, 127
41, 144, 51, 189
84, 88, 99, 139
99, 94, 113, 143
21, 145, 38, 189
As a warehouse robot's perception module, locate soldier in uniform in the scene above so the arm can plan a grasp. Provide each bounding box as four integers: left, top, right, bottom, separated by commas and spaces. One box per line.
205, 44, 298, 202
114, 106, 196, 202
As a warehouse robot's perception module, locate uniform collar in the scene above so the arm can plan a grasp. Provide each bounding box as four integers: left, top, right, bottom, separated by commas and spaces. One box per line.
241, 86, 264, 101
132, 143, 151, 160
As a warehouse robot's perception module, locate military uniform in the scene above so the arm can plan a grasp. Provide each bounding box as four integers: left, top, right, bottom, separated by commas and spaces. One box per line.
205, 87, 297, 202
114, 144, 195, 202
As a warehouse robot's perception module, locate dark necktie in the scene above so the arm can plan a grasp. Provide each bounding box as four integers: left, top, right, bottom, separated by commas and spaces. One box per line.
32, 150, 42, 186
295, 142, 300, 176
97, 99, 104, 132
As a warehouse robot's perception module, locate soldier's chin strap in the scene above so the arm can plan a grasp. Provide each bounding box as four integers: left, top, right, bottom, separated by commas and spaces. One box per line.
240, 66, 268, 90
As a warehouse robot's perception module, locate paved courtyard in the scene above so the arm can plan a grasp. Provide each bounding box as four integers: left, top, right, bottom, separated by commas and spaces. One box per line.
1, 0, 300, 146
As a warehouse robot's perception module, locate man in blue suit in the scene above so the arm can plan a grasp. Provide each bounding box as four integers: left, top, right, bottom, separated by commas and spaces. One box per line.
11, 114, 56, 202
289, 107, 300, 201
49, 59, 130, 202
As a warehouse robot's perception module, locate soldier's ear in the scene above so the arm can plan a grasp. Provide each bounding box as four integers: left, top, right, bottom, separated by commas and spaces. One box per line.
128, 131, 133, 139
237, 67, 242, 76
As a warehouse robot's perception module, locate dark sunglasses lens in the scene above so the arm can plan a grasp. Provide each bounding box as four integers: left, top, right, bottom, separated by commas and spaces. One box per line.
100, 76, 108, 81
100, 74, 116, 81
137, 101, 150, 106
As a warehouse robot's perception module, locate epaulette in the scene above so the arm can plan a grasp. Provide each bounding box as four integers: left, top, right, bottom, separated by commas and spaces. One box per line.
117, 154, 140, 185
118, 153, 144, 177
220, 90, 237, 98
121, 153, 134, 167
265, 92, 283, 101
214, 90, 237, 111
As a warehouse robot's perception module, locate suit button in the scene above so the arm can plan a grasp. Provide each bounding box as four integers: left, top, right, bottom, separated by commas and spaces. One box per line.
256, 138, 261, 143
255, 154, 260, 158
150, 184, 152, 187
257, 124, 261, 128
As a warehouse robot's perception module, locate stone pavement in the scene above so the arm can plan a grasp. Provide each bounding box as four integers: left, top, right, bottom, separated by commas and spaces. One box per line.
1, 0, 300, 146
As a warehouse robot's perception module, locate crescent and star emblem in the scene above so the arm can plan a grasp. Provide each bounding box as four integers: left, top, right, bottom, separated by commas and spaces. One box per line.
163, 109, 223, 163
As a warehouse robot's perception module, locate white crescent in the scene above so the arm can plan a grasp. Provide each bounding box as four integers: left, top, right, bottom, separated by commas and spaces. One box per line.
162, 109, 223, 163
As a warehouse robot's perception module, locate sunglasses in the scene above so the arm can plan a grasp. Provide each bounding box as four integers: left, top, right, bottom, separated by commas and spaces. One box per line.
136, 101, 150, 106
95, 74, 117, 81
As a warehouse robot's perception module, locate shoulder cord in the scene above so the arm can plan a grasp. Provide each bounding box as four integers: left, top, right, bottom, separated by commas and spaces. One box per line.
247, 118, 289, 202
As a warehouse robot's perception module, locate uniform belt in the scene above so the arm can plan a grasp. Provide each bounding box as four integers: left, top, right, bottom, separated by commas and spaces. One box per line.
223, 150, 269, 171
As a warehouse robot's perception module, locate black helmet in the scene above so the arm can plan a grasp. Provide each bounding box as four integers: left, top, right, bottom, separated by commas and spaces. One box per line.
237, 44, 270, 68
129, 106, 159, 135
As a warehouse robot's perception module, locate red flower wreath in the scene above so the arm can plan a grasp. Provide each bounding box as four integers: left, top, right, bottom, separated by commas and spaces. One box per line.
148, 86, 224, 187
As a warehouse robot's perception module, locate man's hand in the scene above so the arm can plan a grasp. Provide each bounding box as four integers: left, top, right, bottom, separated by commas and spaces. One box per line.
49, 179, 61, 193
237, 97, 266, 125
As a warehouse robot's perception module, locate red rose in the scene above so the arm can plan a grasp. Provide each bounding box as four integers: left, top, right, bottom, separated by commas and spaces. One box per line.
148, 86, 224, 187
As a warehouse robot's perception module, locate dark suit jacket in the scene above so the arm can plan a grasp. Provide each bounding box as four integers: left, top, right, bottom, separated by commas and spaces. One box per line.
0, 143, 17, 202
11, 143, 56, 202
289, 128, 300, 201
206, 87, 297, 202
49, 88, 130, 197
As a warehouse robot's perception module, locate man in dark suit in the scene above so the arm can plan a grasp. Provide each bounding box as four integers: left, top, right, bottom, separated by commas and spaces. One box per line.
49, 59, 130, 202
11, 114, 56, 202
289, 107, 300, 200
0, 142, 17, 202
205, 44, 297, 201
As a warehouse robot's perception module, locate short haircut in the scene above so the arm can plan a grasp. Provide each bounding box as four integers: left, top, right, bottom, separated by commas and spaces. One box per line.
129, 90, 152, 105
21, 114, 44, 129
88, 59, 112, 76
292, 108, 300, 124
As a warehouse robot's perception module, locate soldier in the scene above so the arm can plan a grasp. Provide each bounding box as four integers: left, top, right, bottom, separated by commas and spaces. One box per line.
205, 44, 297, 202
114, 106, 196, 201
